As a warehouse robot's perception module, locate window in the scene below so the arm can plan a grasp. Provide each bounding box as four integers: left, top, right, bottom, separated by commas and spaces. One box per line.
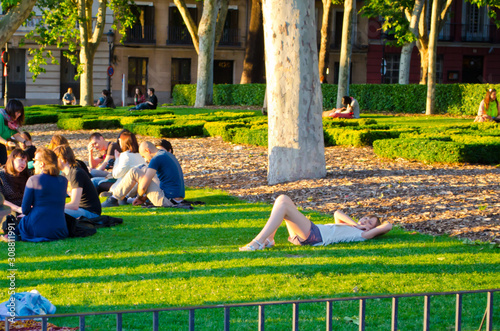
436, 55, 443, 84
383, 54, 400, 84
213, 60, 233, 84
60, 52, 80, 100
2, 49, 26, 99
219, 8, 239, 46
126, 4, 155, 43
128, 57, 148, 97
168, 6, 197, 45
171, 58, 191, 94
462, 2, 489, 42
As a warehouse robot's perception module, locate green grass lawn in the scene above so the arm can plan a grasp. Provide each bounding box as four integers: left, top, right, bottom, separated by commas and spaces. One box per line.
2, 188, 498, 330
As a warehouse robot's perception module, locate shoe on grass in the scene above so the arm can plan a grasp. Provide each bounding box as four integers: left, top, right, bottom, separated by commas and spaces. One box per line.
99, 191, 112, 198
102, 196, 119, 208
118, 198, 129, 206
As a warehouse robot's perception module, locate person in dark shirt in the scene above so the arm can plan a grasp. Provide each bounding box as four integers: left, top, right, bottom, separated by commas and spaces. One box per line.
0, 149, 30, 214
102, 141, 184, 208
97, 89, 116, 109
20, 131, 36, 161
54, 145, 101, 219
128, 88, 158, 111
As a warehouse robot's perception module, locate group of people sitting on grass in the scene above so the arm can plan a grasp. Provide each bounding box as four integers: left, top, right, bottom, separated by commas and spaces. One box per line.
0, 99, 185, 242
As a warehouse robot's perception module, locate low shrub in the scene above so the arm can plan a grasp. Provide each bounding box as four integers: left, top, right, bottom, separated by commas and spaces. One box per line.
203, 122, 249, 139
57, 118, 121, 130
229, 128, 268, 146
324, 128, 411, 147
24, 113, 59, 125
125, 121, 205, 138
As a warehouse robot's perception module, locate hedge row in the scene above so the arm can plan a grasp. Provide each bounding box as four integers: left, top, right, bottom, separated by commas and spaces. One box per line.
172, 83, 500, 115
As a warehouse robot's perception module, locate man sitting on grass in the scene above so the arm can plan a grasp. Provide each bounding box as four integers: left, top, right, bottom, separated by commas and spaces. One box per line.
101, 141, 184, 208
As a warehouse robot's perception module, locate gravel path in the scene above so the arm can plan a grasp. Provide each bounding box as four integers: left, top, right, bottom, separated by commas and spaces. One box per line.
26, 123, 500, 243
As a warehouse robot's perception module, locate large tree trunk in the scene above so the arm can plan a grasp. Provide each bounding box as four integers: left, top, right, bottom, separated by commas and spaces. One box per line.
263, 0, 326, 185
240, 0, 265, 84
318, 0, 332, 83
214, 0, 229, 48
336, 0, 354, 107
426, 0, 440, 115
195, 0, 219, 107
399, 0, 424, 84
0, 0, 38, 47
79, 48, 95, 106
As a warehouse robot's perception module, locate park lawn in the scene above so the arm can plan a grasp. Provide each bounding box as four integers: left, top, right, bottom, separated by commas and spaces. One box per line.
1, 187, 498, 330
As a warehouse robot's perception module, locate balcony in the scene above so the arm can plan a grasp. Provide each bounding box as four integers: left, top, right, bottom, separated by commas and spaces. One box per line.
218, 28, 240, 47
438, 22, 500, 43
167, 26, 241, 46
125, 25, 156, 44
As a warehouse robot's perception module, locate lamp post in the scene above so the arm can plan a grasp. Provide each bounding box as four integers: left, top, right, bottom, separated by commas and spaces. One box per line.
105, 29, 114, 92
380, 30, 387, 84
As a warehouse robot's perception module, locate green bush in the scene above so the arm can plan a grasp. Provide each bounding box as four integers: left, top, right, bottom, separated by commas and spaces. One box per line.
229, 128, 267, 146
24, 113, 59, 125
324, 128, 411, 147
125, 121, 205, 138
203, 122, 249, 139
57, 118, 121, 130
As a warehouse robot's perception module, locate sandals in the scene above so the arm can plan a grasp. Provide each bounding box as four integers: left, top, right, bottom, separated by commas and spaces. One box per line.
239, 239, 265, 251
239, 238, 275, 251
264, 238, 275, 248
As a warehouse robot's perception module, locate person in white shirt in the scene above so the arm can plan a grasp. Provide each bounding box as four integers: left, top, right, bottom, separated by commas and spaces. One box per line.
239, 195, 392, 251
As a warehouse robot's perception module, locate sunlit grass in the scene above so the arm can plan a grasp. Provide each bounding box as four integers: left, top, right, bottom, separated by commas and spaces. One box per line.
1, 187, 498, 330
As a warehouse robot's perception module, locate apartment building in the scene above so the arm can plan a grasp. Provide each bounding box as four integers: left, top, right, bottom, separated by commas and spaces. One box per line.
1, 0, 499, 106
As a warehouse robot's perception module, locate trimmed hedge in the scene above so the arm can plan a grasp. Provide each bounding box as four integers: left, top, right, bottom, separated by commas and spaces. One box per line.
172, 83, 500, 115
57, 118, 121, 130
229, 128, 268, 146
124, 121, 205, 138
203, 122, 249, 140
324, 128, 412, 147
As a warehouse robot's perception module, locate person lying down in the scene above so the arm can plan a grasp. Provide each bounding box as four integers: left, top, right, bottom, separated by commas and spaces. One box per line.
239, 195, 393, 251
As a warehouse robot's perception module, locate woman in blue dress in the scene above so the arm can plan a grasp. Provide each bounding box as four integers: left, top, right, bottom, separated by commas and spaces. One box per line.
17, 147, 69, 242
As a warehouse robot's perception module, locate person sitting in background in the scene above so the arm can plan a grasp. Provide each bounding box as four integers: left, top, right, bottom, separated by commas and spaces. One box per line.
322, 96, 360, 119
153, 139, 174, 154
128, 88, 158, 111
102, 141, 184, 208
97, 89, 116, 109
62, 88, 76, 105
0, 149, 30, 215
474, 88, 500, 123
47, 134, 90, 177
54, 145, 101, 219
87, 132, 120, 179
19, 131, 36, 162
239, 195, 393, 251
16, 148, 68, 242
134, 87, 146, 106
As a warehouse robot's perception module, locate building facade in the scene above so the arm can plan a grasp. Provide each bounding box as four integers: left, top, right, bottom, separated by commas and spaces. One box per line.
1, 0, 499, 106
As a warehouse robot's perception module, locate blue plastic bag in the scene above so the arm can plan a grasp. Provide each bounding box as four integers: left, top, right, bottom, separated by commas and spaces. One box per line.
0, 290, 56, 320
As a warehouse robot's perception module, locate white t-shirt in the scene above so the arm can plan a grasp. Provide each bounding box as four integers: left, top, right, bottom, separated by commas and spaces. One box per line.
314, 224, 366, 246
348, 98, 360, 119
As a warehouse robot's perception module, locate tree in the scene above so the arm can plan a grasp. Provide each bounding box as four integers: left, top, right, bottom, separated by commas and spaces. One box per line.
398, 0, 424, 84
336, 0, 354, 107
426, 0, 440, 114
263, 0, 326, 185
240, 0, 265, 84
25, 0, 134, 105
318, 0, 333, 83
173, 0, 229, 107
0, 0, 37, 48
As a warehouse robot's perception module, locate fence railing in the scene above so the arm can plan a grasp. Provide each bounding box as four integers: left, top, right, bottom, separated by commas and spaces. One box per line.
4, 289, 497, 331
439, 22, 500, 43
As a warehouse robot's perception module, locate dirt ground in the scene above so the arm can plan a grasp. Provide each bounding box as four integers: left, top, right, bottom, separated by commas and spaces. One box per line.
26, 123, 500, 243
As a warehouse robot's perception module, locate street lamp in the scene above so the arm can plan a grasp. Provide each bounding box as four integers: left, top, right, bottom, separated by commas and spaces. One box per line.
105, 29, 114, 92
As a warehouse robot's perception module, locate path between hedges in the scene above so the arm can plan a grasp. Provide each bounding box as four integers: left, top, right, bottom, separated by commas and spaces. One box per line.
27, 123, 500, 244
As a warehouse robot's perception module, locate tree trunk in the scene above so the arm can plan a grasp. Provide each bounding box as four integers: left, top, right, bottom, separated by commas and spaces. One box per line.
240, 0, 264, 84
399, 0, 424, 84
0, 0, 38, 47
214, 0, 229, 48
336, 0, 354, 107
195, 0, 219, 107
263, 0, 326, 185
417, 38, 429, 84
80, 48, 95, 106
318, 0, 332, 83
426, 0, 440, 115
398, 42, 414, 84
173, 0, 200, 53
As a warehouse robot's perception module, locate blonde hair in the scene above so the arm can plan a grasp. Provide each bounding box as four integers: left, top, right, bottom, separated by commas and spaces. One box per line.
35, 147, 60, 176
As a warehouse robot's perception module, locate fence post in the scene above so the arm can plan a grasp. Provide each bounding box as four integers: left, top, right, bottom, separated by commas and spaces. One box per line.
5, 319, 9, 331
189, 309, 195, 331
224, 307, 230, 331
423, 295, 430, 331
153, 311, 159, 331
292, 303, 299, 331
42, 318, 48, 331
391, 297, 398, 331
455, 293, 462, 331
79, 316, 85, 331
116, 313, 122, 331
486, 292, 493, 331
326, 301, 332, 331
258, 305, 265, 331
359, 299, 366, 331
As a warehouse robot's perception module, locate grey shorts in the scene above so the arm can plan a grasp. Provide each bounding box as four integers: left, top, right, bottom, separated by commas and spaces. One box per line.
288, 221, 323, 246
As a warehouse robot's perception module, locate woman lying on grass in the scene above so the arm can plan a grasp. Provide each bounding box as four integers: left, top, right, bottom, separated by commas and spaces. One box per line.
239, 195, 393, 251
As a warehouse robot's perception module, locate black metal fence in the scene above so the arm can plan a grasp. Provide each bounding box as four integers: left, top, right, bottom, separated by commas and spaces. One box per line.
4, 289, 497, 331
